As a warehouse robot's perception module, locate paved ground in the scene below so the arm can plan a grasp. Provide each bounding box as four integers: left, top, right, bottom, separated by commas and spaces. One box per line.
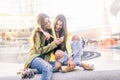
83, 47, 120, 71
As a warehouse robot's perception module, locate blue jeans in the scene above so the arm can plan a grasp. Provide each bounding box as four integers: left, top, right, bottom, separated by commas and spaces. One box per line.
58, 40, 83, 65
71, 40, 83, 65
30, 57, 53, 80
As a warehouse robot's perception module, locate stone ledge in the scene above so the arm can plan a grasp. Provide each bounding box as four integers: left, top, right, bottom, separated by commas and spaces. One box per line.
1, 70, 120, 80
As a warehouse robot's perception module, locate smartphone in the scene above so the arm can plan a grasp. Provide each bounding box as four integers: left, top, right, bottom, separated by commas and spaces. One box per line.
60, 36, 64, 40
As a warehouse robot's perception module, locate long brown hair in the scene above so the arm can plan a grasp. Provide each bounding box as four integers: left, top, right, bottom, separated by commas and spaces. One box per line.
53, 14, 68, 51
31, 13, 53, 46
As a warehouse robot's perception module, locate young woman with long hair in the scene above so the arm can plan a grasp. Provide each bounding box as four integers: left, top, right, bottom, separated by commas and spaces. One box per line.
52, 14, 93, 72
22, 13, 63, 80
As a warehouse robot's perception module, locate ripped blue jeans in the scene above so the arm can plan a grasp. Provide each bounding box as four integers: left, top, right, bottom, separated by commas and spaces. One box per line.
58, 40, 83, 65
30, 57, 54, 80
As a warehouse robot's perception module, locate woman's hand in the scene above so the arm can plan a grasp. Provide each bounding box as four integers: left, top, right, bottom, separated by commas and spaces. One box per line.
54, 38, 64, 45
39, 28, 53, 40
67, 57, 75, 71
43, 31, 53, 40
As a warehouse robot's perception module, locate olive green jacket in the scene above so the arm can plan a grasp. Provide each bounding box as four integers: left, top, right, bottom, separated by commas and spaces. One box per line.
24, 32, 57, 69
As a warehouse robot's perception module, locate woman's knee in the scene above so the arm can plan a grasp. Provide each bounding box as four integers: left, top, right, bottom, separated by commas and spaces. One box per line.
72, 35, 80, 41
55, 50, 64, 60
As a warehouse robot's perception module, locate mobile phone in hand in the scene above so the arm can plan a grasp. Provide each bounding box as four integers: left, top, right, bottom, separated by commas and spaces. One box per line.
60, 36, 64, 40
